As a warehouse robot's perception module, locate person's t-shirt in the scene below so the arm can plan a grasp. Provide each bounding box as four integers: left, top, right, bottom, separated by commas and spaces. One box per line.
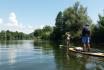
82, 26, 90, 36
67, 34, 71, 40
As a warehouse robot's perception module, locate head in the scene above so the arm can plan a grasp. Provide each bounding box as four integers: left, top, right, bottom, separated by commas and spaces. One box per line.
83, 24, 89, 28
85, 24, 89, 26
66, 32, 70, 35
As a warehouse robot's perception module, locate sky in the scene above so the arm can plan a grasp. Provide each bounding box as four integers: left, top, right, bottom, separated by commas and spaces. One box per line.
0, 0, 104, 34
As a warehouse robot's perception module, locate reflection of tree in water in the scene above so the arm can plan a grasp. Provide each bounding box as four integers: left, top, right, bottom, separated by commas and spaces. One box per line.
0, 40, 23, 45
0, 40, 24, 48
33, 41, 104, 70
85, 57, 104, 70
76, 55, 104, 70
52, 46, 85, 70
33, 41, 56, 55
53, 48, 104, 70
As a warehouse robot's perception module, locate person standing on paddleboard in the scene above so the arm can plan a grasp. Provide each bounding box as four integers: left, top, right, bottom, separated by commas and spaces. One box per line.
65, 32, 71, 54
66, 32, 71, 48
82, 24, 91, 52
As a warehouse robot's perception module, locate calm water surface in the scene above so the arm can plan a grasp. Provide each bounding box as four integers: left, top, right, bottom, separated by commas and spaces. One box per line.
0, 40, 103, 70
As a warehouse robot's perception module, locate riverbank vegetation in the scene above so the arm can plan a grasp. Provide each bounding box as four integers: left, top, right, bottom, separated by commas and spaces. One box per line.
34, 25, 53, 40
34, 2, 104, 44
50, 2, 92, 44
0, 30, 33, 40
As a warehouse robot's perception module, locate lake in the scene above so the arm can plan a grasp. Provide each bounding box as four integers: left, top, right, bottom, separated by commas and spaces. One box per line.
0, 40, 103, 70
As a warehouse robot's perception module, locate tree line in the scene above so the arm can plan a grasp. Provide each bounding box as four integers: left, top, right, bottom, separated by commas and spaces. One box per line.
0, 30, 33, 40
34, 25, 53, 40
34, 2, 104, 44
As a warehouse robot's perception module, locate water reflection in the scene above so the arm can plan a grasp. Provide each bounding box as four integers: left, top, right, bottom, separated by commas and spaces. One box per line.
84, 56, 104, 70
68, 53, 104, 70
0, 48, 2, 65
8, 48, 16, 64
33, 41, 104, 70
53, 47, 83, 70
33, 41, 55, 55
0, 40, 103, 70
0, 40, 23, 45
51, 44, 104, 70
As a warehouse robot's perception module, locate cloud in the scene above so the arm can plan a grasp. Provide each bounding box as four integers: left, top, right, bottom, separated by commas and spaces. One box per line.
0, 12, 34, 34
7, 12, 19, 26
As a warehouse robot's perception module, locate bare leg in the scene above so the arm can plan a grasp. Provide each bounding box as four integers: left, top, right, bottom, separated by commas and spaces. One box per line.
87, 44, 90, 51
68, 41, 70, 48
88, 44, 90, 49
66, 41, 68, 53
83, 44, 86, 51
67, 40, 70, 54
67, 41, 68, 47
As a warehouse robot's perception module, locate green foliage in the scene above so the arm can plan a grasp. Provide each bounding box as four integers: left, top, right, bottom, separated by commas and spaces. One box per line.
92, 14, 104, 43
34, 25, 53, 40
98, 15, 104, 29
63, 2, 91, 36
0, 30, 33, 40
34, 29, 42, 39
50, 11, 64, 42
51, 2, 92, 43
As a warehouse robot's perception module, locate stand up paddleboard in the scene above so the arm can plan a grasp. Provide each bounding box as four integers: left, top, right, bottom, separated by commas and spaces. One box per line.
69, 47, 104, 57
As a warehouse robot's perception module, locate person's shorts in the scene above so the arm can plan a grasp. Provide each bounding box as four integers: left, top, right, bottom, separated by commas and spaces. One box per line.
82, 36, 90, 44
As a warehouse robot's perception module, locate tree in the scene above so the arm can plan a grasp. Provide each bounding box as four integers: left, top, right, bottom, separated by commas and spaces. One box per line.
42, 25, 53, 32
6, 30, 11, 40
50, 11, 64, 42
34, 25, 53, 40
0, 30, 33, 40
51, 2, 92, 43
34, 29, 42, 39
92, 14, 104, 43
42, 26, 53, 40
63, 2, 92, 37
